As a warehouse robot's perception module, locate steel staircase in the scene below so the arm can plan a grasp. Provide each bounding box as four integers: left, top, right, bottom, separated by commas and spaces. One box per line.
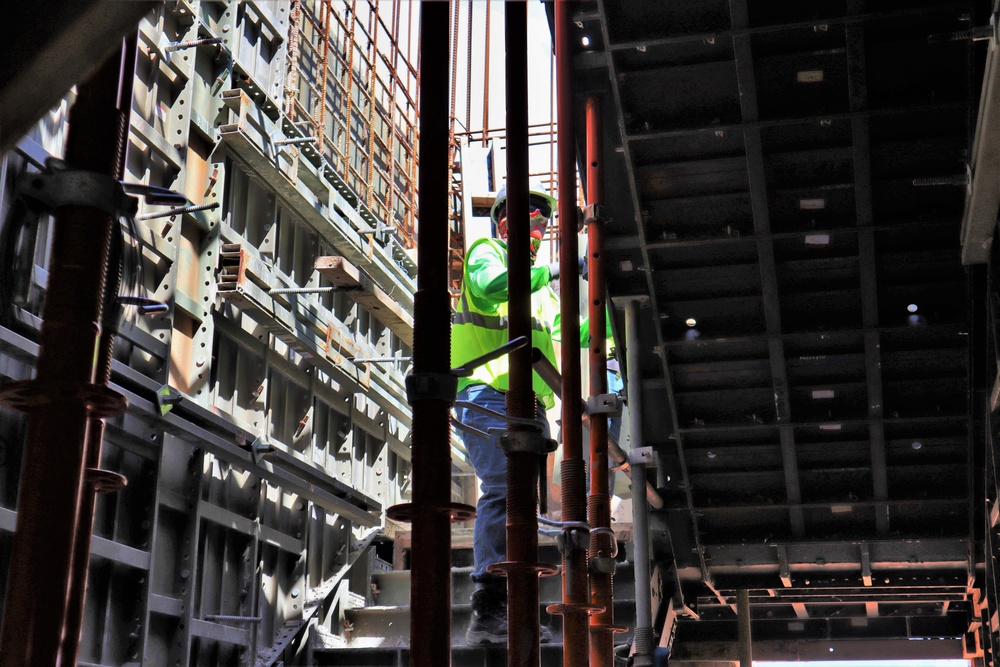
309, 532, 637, 666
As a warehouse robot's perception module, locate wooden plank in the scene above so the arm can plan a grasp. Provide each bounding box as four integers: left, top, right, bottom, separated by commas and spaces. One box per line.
315, 256, 414, 347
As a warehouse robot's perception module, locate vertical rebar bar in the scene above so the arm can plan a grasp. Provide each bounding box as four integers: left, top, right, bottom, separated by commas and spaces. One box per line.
0, 35, 134, 667
626, 298, 655, 666
482, 0, 491, 147
502, 2, 541, 664
586, 95, 616, 667
408, 3, 453, 666
553, 2, 590, 664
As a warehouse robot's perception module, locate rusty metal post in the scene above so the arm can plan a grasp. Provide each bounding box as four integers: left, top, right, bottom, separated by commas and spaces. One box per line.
586, 95, 620, 667
548, 2, 593, 665
0, 38, 132, 667
738, 589, 753, 667
407, 3, 453, 665
60, 34, 139, 667
495, 2, 542, 663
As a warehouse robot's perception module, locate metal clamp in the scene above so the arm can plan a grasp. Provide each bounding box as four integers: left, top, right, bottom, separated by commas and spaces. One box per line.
539, 516, 591, 552
587, 392, 623, 416
18, 159, 138, 219
493, 429, 557, 455
628, 446, 657, 467
589, 556, 617, 575
405, 372, 459, 404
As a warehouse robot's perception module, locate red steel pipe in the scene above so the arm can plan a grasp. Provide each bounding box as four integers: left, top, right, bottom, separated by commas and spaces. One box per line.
553, 2, 591, 665
586, 96, 617, 667
61, 34, 139, 667
0, 38, 133, 667
498, 2, 542, 664
408, 3, 454, 665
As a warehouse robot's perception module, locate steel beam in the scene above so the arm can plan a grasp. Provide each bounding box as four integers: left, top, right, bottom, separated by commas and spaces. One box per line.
845, 3, 890, 535
595, 0, 716, 605
730, 0, 804, 537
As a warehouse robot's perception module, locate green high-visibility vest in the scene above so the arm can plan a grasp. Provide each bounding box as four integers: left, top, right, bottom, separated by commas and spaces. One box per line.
452, 237, 560, 409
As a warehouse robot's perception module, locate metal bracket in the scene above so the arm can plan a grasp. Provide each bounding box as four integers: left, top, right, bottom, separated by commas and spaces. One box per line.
18, 159, 138, 219
405, 372, 458, 404
493, 429, 557, 456
155, 384, 182, 416
610, 294, 651, 310
583, 203, 608, 225
118, 295, 169, 315
589, 555, 617, 575
628, 446, 657, 467
587, 392, 622, 417
244, 434, 274, 465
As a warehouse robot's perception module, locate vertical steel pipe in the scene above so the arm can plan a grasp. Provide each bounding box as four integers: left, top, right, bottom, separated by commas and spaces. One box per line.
502, 2, 541, 663
586, 96, 616, 667
61, 34, 139, 667
408, 3, 453, 665
625, 299, 655, 666
553, 2, 591, 664
0, 38, 133, 667
737, 589, 753, 667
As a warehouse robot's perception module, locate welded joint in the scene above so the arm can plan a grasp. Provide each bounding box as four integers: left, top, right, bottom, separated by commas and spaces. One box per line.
628, 446, 657, 467
18, 159, 139, 219
405, 372, 458, 404
493, 430, 557, 456
587, 392, 622, 416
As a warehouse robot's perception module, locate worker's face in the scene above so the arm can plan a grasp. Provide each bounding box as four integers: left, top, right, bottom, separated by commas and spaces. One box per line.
497, 205, 550, 261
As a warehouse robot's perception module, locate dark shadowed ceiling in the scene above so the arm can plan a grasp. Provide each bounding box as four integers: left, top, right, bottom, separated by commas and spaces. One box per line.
568, 0, 990, 658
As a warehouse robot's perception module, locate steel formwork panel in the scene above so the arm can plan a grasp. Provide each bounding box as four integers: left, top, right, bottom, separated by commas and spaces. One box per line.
0, 1, 452, 664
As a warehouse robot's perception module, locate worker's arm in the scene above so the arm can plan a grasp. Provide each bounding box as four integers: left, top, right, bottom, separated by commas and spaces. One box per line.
552, 312, 614, 347
466, 242, 553, 304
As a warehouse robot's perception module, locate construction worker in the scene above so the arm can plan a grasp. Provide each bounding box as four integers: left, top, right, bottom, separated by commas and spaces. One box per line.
453, 182, 561, 645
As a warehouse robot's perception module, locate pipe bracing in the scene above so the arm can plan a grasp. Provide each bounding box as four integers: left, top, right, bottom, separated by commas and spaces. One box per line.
586, 95, 621, 667
488, 3, 545, 664
531, 350, 664, 511
625, 298, 655, 667
407, 4, 454, 665
549, 2, 594, 665
0, 38, 132, 666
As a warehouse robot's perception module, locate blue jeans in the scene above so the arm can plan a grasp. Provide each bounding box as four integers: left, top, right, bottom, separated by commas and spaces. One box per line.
456, 384, 547, 583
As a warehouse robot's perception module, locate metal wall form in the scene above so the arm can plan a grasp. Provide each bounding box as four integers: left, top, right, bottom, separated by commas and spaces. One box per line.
0, 1, 469, 664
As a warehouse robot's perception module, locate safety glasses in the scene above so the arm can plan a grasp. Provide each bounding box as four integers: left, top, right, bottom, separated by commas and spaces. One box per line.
528, 195, 553, 219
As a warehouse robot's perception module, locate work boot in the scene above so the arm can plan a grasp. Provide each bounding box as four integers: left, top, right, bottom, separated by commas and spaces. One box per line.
466, 587, 507, 645
465, 587, 554, 646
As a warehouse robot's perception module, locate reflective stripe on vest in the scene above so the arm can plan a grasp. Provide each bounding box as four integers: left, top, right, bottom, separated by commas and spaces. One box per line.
455, 292, 552, 335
